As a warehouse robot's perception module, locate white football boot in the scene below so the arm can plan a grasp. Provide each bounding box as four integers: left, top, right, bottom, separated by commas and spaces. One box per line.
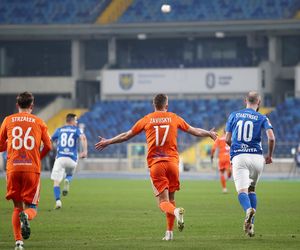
162, 230, 174, 241
243, 208, 255, 234
62, 179, 70, 196
55, 200, 62, 209
247, 224, 255, 237
174, 207, 185, 232
15, 240, 24, 250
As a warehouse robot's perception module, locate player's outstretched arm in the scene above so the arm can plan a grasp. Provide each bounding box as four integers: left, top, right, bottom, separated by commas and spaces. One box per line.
79, 134, 88, 158
265, 129, 275, 164
187, 126, 218, 140
95, 130, 135, 151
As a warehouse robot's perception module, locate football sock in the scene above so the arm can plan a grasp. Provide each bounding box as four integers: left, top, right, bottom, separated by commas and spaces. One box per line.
66, 175, 73, 182
54, 186, 61, 201
238, 192, 251, 212
220, 174, 226, 188
24, 208, 37, 220
12, 208, 22, 241
159, 201, 176, 215
166, 200, 176, 231
248, 192, 257, 223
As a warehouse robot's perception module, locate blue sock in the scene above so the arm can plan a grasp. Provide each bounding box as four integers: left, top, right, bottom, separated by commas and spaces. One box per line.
238, 192, 252, 212
248, 192, 257, 223
66, 175, 73, 182
54, 186, 61, 201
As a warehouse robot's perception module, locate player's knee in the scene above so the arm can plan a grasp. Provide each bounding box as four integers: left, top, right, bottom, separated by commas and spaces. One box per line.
248, 186, 255, 192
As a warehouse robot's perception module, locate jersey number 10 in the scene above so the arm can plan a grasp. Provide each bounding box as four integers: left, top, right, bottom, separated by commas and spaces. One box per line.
236, 120, 254, 142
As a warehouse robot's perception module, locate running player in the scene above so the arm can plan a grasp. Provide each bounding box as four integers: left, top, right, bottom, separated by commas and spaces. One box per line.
95, 94, 217, 241
0, 92, 52, 250
225, 91, 275, 237
51, 113, 88, 209
211, 129, 232, 193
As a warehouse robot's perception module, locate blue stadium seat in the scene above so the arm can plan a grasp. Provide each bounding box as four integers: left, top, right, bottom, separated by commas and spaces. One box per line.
0, 0, 110, 24
118, 0, 299, 23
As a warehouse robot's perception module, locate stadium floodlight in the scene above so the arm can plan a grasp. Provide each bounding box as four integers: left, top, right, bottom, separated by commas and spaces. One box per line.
215, 31, 225, 38
137, 33, 147, 40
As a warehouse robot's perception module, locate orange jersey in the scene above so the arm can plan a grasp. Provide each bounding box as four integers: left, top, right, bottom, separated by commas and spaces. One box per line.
0, 112, 51, 174
211, 135, 230, 162
131, 111, 190, 167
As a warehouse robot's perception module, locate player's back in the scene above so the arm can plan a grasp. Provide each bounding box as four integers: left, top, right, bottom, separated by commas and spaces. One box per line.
53, 125, 81, 161
227, 108, 271, 158
2, 112, 48, 173
137, 111, 189, 167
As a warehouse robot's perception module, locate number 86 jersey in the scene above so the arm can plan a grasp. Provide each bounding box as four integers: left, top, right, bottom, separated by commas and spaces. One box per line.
0, 112, 51, 174
226, 108, 273, 160
131, 111, 190, 168
52, 125, 82, 162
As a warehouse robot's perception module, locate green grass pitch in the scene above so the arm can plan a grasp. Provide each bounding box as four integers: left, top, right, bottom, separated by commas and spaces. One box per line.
0, 178, 299, 249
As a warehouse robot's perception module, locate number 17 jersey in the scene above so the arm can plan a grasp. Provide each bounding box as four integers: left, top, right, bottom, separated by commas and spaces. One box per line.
52, 125, 82, 162
131, 111, 190, 167
226, 108, 273, 160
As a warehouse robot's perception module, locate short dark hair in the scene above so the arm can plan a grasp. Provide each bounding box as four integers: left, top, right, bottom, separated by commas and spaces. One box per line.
66, 113, 77, 123
246, 91, 260, 104
153, 94, 168, 110
16, 92, 34, 109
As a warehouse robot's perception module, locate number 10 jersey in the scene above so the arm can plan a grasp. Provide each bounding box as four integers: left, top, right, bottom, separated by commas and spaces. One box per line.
226, 108, 273, 160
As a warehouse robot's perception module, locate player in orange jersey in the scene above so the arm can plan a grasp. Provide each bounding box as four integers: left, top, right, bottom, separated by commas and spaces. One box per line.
211, 129, 232, 193
0, 92, 52, 250
95, 94, 217, 241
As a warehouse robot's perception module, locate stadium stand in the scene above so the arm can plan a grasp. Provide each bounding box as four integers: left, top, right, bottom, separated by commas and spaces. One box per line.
265, 98, 300, 157
119, 0, 300, 23
78, 99, 243, 158
0, 0, 110, 24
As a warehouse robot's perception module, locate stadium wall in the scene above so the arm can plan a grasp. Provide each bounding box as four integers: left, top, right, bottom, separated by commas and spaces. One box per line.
0, 77, 75, 97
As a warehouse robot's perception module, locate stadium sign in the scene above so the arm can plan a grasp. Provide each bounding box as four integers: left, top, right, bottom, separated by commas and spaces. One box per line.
103, 68, 260, 95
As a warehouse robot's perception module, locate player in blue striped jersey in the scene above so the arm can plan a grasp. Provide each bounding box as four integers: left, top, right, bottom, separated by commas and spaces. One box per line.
225, 91, 275, 237
50, 113, 88, 209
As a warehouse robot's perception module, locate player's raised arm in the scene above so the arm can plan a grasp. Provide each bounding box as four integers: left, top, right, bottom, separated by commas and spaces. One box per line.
265, 128, 275, 164
186, 126, 218, 141
95, 130, 135, 151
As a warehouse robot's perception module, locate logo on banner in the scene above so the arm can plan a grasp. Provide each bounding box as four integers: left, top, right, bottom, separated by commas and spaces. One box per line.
206, 73, 216, 89
119, 73, 134, 90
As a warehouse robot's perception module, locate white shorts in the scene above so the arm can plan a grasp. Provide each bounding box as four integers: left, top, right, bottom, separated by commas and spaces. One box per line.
50, 157, 77, 182
232, 154, 264, 192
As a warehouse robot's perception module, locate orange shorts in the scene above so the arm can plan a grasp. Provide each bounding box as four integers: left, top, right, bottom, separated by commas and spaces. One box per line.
219, 160, 231, 171
150, 161, 180, 196
6, 172, 40, 205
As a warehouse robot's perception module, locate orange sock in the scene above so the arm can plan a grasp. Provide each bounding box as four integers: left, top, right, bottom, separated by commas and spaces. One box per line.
159, 201, 176, 215
166, 200, 176, 231
220, 174, 226, 189
24, 208, 37, 220
12, 208, 22, 241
